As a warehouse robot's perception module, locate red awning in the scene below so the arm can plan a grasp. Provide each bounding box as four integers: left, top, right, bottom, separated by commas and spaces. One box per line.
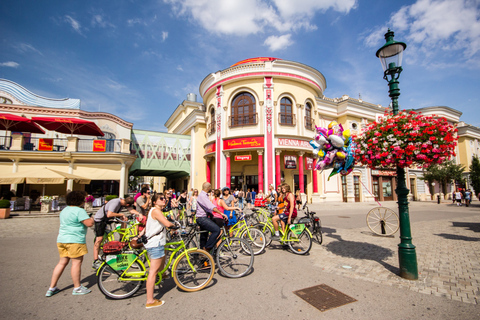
32, 117, 104, 136
0, 113, 45, 134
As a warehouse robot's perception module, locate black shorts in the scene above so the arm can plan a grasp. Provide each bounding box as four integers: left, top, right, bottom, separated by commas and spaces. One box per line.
94, 221, 107, 237
212, 217, 225, 228
278, 213, 289, 224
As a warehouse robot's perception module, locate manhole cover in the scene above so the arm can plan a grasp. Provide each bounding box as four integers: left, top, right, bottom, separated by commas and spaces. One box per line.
293, 284, 357, 312
337, 216, 351, 218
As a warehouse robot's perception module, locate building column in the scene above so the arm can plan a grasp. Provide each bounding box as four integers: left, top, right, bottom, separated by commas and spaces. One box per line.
119, 161, 126, 198
299, 151, 305, 194
67, 161, 74, 192
275, 150, 281, 187
225, 152, 231, 188
312, 159, 318, 193
206, 158, 211, 184
190, 126, 196, 189
10, 159, 18, 192
257, 150, 264, 193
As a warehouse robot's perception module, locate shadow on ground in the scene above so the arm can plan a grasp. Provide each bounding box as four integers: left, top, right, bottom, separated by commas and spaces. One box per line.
435, 233, 480, 241
451, 221, 480, 233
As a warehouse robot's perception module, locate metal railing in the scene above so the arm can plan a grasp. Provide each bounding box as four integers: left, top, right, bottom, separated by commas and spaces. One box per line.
207, 122, 216, 136
279, 113, 296, 126
78, 139, 121, 152
229, 113, 258, 127
23, 138, 68, 151
0, 136, 12, 150
305, 116, 315, 130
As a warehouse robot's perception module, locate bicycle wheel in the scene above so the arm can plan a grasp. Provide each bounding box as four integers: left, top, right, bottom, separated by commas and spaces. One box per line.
312, 221, 323, 245
287, 229, 312, 255
172, 249, 215, 292
216, 238, 254, 278
366, 207, 399, 236
240, 227, 266, 255
97, 261, 145, 299
253, 222, 273, 247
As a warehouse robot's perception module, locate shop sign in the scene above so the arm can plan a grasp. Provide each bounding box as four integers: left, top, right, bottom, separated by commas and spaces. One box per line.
223, 136, 264, 150
38, 138, 53, 151
305, 157, 314, 170
284, 155, 297, 169
371, 169, 396, 176
278, 138, 311, 148
93, 140, 106, 152
205, 143, 216, 154
235, 155, 251, 161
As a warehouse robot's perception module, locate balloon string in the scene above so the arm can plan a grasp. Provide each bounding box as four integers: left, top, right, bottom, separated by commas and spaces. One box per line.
360, 179, 382, 206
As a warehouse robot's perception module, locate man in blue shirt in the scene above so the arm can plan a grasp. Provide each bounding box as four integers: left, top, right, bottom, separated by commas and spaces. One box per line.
251, 188, 256, 205
196, 182, 226, 251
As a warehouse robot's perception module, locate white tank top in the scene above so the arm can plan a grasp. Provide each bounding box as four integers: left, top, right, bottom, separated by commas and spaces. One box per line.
144, 207, 166, 248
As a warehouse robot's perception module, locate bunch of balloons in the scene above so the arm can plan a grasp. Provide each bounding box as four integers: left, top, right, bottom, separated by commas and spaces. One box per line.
309, 121, 356, 180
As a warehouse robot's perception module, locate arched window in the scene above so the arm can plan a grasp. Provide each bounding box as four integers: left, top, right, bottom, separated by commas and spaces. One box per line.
208, 108, 216, 135
230, 92, 257, 127
305, 102, 314, 130
279, 97, 295, 126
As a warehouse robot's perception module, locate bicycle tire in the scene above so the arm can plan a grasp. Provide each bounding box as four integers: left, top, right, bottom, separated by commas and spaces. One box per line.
240, 228, 266, 255
253, 222, 273, 247
216, 237, 254, 278
97, 261, 144, 299
311, 221, 323, 244
172, 249, 215, 292
287, 229, 312, 255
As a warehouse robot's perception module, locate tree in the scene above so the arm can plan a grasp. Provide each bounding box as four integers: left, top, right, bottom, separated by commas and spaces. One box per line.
469, 155, 480, 197
422, 160, 465, 196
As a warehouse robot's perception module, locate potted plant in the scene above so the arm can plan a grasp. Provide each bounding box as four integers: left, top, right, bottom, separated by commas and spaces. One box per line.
40, 195, 54, 213
105, 195, 118, 203
0, 199, 11, 219
84, 195, 95, 212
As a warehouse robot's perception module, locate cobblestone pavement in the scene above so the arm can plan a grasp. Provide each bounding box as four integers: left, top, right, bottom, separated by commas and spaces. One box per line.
309, 212, 480, 305
2, 201, 479, 307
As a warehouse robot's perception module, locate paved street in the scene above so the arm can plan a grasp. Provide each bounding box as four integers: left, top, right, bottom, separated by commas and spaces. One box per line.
0, 201, 479, 319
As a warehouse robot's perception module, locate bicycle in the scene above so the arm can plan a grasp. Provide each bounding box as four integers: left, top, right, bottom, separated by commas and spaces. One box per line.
298, 203, 323, 244
183, 223, 255, 278
97, 216, 140, 255
96, 226, 215, 299
228, 211, 266, 255
176, 203, 188, 227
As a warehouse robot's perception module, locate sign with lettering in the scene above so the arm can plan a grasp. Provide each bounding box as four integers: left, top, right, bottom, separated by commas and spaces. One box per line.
205, 143, 216, 154
371, 169, 396, 176
223, 136, 264, 150
305, 157, 314, 170
284, 155, 297, 169
93, 140, 106, 152
38, 138, 53, 151
278, 138, 311, 148
106, 253, 137, 271
235, 155, 252, 161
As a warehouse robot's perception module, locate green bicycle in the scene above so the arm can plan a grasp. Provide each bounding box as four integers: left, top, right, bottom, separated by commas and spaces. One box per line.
96, 231, 215, 299
229, 211, 266, 255
97, 216, 140, 256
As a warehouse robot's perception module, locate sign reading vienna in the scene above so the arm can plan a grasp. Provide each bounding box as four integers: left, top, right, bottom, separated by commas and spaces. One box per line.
223, 136, 264, 150
235, 155, 251, 161
278, 138, 311, 148
93, 140, 106, 152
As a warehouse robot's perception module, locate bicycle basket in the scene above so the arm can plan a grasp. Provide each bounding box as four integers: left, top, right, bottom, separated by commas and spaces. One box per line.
103, 241, 127, 254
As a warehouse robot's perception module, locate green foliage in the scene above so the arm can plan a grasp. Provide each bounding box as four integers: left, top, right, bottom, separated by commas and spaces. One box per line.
469, 156, 480, 196
105, 195, 119, 202
421, 160, 465, 194
0, 199, 11, 208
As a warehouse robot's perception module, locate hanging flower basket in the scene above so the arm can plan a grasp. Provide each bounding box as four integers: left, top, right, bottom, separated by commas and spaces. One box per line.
354, 110, 457, 169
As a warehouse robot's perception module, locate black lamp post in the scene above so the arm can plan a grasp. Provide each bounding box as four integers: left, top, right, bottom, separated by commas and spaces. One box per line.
376, 29, 418, 280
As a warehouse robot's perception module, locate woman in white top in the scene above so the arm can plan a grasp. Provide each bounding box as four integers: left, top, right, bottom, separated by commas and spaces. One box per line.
142, 193, 175, 309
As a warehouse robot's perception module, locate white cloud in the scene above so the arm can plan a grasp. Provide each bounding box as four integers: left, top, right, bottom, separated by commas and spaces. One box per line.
127, 18, 147, 26
177, 65, 184, 71
13, 43, 43, 56
164, 0, 357, 36
0, 61, 19, 68
264, 34, 293, 51
162, 31, 168, 41
64, 15, 83, 35
365, 0, 480, 62
91, 14, 115, 28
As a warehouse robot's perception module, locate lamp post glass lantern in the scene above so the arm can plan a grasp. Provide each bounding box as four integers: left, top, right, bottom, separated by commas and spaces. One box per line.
377, 29, 418, 280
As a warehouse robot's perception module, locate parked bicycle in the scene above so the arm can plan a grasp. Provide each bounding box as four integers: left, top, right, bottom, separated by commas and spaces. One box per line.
298, 203, 323, 244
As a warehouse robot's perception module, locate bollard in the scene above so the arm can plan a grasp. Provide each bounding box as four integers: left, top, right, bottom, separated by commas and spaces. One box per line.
437, 195, 440, 204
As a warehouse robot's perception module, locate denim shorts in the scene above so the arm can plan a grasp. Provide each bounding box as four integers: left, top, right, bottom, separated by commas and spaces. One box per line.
146, 244, 165, 260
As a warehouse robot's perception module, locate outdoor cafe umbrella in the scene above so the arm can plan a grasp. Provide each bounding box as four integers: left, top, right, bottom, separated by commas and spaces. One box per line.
31, 116, 104, 136
0, 113, 45, 134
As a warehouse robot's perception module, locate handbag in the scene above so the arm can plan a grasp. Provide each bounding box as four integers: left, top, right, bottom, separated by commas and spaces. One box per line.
137, 225, 165, 245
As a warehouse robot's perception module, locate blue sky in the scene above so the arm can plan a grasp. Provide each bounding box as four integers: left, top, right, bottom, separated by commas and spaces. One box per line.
0, 0, 479, 131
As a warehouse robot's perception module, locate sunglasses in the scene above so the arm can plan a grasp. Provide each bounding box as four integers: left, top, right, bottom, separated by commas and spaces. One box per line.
158, 197, 165, 200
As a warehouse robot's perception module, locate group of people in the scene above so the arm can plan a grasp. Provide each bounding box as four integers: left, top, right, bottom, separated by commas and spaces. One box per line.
45, 181, 302, 309
453, 188, 473, 207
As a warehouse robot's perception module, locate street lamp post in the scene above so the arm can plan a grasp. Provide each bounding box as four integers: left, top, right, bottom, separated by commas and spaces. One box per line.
376, 29, 418, 280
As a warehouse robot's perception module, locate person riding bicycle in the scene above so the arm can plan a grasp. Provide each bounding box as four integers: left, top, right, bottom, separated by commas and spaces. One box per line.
196, 182, 225, 253
176, 190, 188, 220
135, 187, 151, 233
263, 184, 277, 204
92, 197, 139, 269
271, 183, 297, 241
